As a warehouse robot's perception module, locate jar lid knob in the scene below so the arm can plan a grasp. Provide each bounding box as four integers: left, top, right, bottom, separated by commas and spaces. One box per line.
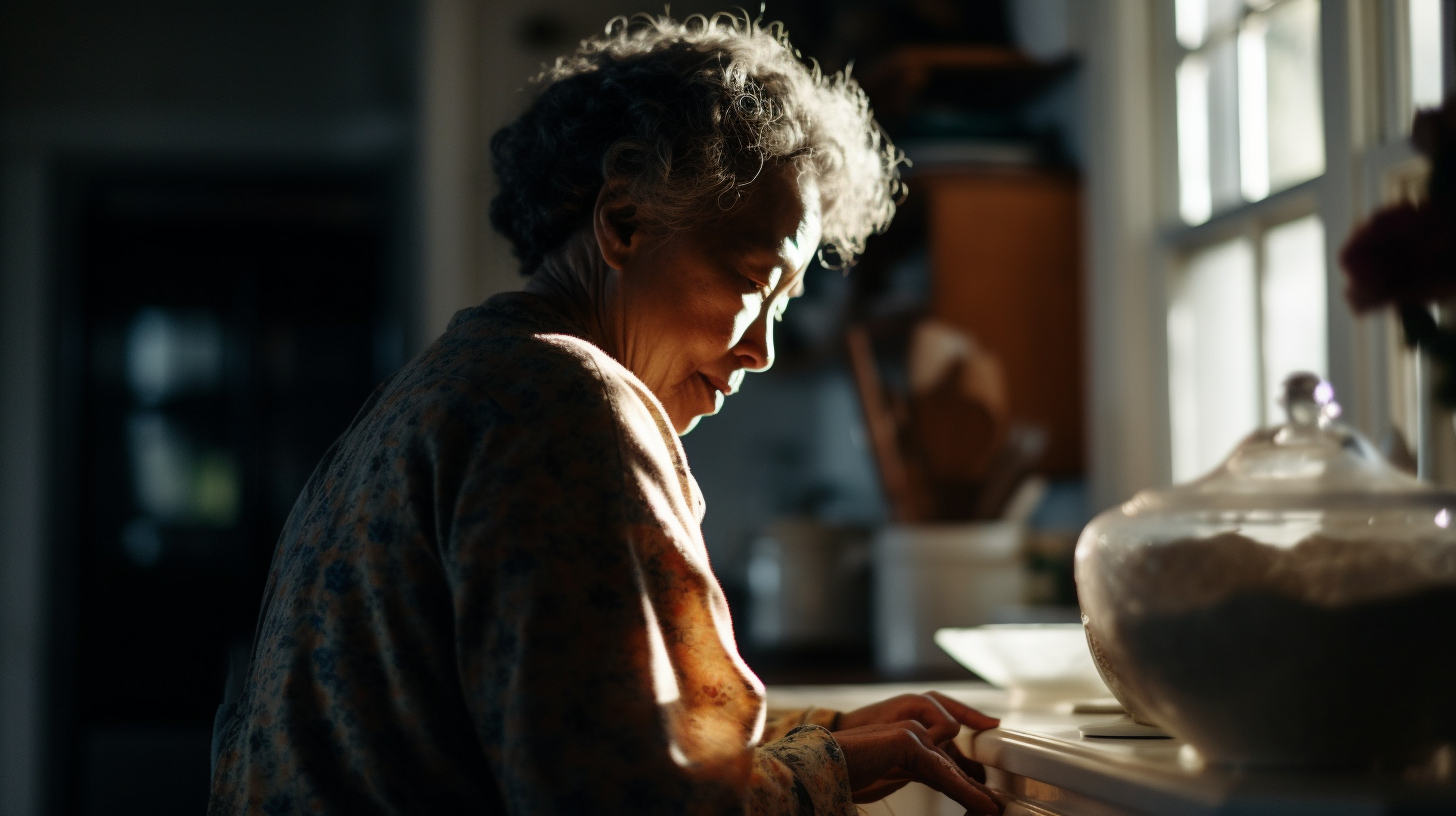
1280, 372, 1340, 427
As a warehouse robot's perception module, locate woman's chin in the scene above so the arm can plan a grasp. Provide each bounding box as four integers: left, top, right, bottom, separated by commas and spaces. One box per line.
671, 392, 722, 436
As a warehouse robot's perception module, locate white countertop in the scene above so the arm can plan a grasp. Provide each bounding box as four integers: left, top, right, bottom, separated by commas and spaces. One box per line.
767, 682, 1456, 816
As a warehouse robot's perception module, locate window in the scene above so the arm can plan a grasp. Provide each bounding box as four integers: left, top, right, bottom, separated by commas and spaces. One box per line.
1169, 237, 1260, 480
1085, 0, 1454, 500
1160, 0, 1454, 481
1166, 0, 1333, 479
1167, 215, 1329, 481
1408, 0, 1445, 110
1174, 0, 1324, 224
1260, 214, 1329, 406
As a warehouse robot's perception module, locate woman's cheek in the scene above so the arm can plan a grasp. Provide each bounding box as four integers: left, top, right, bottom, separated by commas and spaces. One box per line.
726, 297, 763, 346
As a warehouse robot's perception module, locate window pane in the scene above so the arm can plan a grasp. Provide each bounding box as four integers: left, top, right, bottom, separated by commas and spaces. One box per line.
1177, 0, 1209, 49
1261, 214, 1328, 422
1208, 35, 1243, 211
1177, 0, 1246, 49
1264, 0, 1324, 192
1239, 13, 1271, 200
1169, 238, 1260, 481
1178, 37, 1242, 224
1210, 0, 1247, 32
1410, 0, 1445, 109
1177, 54, 1213, 223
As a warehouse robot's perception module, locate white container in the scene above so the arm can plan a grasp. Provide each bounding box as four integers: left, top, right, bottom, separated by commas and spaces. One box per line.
934, 624, 1112, 708
873, 522, 1027, 673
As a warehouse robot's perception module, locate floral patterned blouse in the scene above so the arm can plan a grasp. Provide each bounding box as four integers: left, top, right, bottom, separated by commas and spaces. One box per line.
208, 292, 855, 815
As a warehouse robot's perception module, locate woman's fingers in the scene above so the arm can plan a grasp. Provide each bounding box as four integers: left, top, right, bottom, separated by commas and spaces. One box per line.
898, 694, 961, 743
837, 694, 959, 742
836, 722, 1002, 815
895, 727, 1000, 815
838, 692, 1001, 743
944, 737, 988, 784
925, 690, 1001, 732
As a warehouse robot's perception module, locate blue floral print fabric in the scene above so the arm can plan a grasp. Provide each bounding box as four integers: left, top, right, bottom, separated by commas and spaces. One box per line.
208, 292, 854, 816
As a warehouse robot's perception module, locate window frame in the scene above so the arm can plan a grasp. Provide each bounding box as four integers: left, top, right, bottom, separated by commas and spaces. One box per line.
1151, 0, 1454, 481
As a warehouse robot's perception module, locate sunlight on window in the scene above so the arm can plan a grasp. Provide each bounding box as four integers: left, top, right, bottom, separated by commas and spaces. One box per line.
1178, 55, 1213, 223
1264, 0, 1324, 192
1177, 0, 1209, 49
1178, 34, 1245, 223
1409, 0, 1445, 109
1178, 0, 1323, 221
1208, 36, 1244, 212
1169, 238, 1260, 482
1239, 14, 1271, 200
1179, 0, 1247, 46
1261, 215, 1328, 422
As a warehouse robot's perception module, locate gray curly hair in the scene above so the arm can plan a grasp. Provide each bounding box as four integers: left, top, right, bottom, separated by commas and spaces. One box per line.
489, 11, 904, 273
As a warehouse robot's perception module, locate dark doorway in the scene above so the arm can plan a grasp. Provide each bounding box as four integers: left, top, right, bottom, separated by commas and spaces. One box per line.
49, 165, 408, 816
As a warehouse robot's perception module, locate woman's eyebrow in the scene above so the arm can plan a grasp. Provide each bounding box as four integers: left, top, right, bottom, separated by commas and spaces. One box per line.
742, 243, 788, 263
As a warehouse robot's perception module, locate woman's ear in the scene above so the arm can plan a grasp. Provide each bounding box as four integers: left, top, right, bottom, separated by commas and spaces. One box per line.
592, 184, 640, 271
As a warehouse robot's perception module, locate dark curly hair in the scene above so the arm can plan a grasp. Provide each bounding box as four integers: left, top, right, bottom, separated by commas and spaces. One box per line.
489, 12, 904, 273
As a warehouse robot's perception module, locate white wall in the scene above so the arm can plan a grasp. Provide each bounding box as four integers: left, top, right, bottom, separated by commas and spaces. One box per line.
1076, 0, 1171, 510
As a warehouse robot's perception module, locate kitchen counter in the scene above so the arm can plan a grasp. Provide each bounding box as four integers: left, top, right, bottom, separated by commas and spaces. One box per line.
767, 682, 1456, 816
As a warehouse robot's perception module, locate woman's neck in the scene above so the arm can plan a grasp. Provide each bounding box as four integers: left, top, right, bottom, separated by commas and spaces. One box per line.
523, 229, 626, 360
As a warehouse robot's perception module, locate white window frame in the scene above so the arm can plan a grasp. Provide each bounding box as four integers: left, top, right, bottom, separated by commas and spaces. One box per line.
1152, 0, 1454, 482
1080, 0, 1454, 507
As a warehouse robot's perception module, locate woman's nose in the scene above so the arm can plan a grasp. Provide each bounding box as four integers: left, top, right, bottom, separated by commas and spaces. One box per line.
733, 311, 775, 372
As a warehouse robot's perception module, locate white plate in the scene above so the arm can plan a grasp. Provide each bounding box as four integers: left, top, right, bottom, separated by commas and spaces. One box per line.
935, 623, 1113, 709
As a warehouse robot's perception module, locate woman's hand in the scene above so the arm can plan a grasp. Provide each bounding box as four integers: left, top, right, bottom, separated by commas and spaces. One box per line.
837, 691, 1000, 739
833, 692, 1003, 814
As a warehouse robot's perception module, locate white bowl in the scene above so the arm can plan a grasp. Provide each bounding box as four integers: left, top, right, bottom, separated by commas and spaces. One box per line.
935, 624, 1113, 709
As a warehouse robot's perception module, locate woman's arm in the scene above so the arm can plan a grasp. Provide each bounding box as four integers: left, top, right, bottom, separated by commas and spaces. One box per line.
438, 351, 857, 816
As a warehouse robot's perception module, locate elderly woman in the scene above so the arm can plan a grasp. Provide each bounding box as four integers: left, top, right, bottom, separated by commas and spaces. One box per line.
209, 13, 1001, 816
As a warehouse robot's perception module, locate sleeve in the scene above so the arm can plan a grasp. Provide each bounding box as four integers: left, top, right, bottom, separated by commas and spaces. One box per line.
749, 727, 856, 816
760, 708, 842, 745
435, 361, 855, 816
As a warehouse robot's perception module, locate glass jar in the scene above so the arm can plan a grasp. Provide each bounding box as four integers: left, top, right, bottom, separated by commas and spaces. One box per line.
1076, 373, 1456, 768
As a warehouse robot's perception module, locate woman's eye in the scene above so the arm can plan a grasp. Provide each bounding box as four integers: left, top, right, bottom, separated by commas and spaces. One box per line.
735, 268, 768, 294
737, 262, 781, 297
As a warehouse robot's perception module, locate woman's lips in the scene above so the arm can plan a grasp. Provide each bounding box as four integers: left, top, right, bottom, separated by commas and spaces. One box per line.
699, 373, 731, 414
701, 373, 734, 396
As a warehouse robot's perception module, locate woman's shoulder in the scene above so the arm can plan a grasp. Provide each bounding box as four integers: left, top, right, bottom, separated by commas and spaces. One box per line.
396, 292, 647, 433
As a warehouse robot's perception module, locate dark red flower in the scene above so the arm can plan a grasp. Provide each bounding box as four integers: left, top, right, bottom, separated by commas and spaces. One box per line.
1340, 200, 1456, 312
1412, 94, 1456, 160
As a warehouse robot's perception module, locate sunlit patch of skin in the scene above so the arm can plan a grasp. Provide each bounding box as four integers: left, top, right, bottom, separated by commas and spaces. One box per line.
631, 167, 822, 435
523, 163, 823, 436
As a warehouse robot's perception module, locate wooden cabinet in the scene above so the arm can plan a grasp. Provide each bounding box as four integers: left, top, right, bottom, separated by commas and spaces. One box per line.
922, 170, 1084, 476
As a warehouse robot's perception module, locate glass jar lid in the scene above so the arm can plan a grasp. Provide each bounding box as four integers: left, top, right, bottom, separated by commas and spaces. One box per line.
1126, 373, 1456, 514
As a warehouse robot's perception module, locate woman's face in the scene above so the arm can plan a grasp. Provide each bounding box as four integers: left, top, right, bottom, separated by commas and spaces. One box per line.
607, 165, 822, 434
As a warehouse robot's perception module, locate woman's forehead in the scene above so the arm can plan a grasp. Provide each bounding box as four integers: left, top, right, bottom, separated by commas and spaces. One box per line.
715, 166, 822, 258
